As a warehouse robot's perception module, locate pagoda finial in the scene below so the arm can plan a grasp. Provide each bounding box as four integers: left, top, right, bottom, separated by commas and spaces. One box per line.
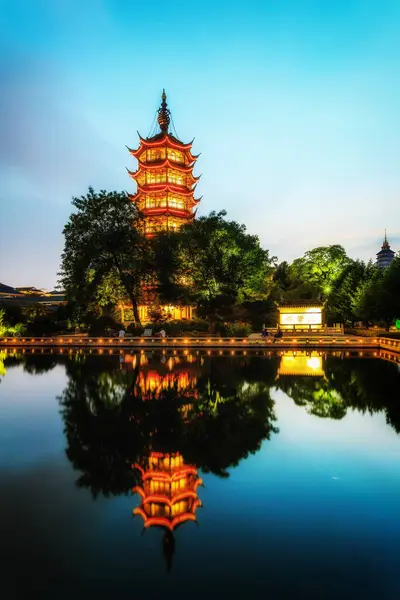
383, 229, 389, 249
157, 89, 170, 133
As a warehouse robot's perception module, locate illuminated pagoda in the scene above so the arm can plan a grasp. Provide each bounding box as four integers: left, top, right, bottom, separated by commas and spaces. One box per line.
127, 90, 201, 237
376, 230, 395, 269
132, 451, 202, 532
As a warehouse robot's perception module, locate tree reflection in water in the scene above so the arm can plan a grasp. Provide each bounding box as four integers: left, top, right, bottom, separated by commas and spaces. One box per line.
57, 351, 279, 495
56, 350, 278, 569
275, 350, 400, 429
3, 348, 400, 567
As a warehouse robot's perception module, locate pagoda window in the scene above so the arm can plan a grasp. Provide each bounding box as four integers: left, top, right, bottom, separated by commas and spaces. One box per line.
168, 170, 185, 186
145, 196, 167, 208
147, 148, 166, 162
146, 171, 166, 184
168, 197, 185, 210
167, 148, 184, 164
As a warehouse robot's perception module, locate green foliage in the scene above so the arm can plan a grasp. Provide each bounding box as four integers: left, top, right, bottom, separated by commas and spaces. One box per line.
162, 319, 209, 336
87, 315, 121, 337
0, 304, 23, 325
290, 245, 351, 300
0, 309, 26, 337
162, 211, 275, 325
25, 317, 60, 336
327, 260, 377, 324
59, 187, 152, 325
22, 303, 50, 322
58, 186, 397, 331
0, 309, 7, 337
225, 321, 253, 337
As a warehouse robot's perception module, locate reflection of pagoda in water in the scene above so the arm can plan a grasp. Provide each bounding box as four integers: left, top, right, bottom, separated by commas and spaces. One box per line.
125, 352, 199, 400
132, 451, 203, 570
133, 452, 202, 530
277, 351, 325, 378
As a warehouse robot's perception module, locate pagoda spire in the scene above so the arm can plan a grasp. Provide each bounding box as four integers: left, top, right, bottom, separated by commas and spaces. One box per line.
381, 229, 390, 250
158, 89, 170, 133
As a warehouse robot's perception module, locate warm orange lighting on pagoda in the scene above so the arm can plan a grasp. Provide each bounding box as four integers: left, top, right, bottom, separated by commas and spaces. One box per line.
127, 90, 201, 238
132, 452, 202, 532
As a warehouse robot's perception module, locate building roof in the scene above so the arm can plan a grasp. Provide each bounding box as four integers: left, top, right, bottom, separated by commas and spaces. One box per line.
0, 282, 22, 296
277, 300, 325, 308
377, 247, 395, 257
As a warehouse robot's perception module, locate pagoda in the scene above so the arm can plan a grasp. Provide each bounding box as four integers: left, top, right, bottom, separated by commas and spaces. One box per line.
127, 90, 201, 237
132, 451, 203, 532
376, 230, 395, 269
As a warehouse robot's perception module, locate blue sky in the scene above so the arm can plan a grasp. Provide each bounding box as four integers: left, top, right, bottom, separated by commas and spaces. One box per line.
1, 0, 400, 289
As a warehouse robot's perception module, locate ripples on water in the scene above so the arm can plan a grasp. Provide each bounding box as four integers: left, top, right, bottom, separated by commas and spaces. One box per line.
1, 349, 400, 599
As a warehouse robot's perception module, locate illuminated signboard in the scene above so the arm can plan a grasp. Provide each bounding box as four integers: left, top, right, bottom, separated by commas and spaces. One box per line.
280, 312, 322, 326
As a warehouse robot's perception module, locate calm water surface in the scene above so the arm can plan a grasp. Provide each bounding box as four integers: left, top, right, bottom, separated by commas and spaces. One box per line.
1, 349, 400, 599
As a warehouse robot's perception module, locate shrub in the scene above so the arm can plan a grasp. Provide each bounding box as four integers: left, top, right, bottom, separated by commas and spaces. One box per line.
26, 317, 60, 337
88, 315, 120, 336
163, 319, 209, 336
126, 324, 144, 336
0, 309, 27, 337
225, 321, 252, 337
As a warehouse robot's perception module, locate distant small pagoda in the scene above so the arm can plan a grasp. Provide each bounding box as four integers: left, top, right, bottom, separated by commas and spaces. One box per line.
127, 90, 201, 237
376, 230, 395, 269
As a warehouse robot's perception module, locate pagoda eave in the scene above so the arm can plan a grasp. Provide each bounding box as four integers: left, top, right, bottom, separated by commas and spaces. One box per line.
137, 183, 197, 196
132, 490, 200, 507
134, 466, 198, 481
137, 132, 193, 151
133, 509, 199, 532
132, 159, 197, 173
143, 208, 195, 219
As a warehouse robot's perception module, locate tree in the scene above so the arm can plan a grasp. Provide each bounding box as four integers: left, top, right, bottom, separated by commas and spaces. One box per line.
379, 256, 400, 326
59, 188, 153, 326
22, 303, 50, 322
327, 260, 376, 324
357, 267, 385, 326
165, 211, 275, 328
0, 308, 26, 337
290, 245, 351, 300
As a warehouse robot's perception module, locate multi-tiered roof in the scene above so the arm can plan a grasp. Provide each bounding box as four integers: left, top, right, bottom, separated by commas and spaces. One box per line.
127, 91, 201, 236
132, 452, 202, 531
376, 230, 395, 269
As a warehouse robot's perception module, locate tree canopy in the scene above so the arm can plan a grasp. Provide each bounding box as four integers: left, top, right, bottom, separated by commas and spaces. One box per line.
159, 211, 275, 326
56, 186, 399, 332
59, 188, 152, 325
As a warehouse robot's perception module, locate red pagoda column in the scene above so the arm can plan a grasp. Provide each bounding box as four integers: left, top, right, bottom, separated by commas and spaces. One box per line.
127, 90, 201, 237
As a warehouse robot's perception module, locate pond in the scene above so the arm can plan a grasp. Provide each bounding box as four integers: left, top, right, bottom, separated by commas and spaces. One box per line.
1, 349, 400, 599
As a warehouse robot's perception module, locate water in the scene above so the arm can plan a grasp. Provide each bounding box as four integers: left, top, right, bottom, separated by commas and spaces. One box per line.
1, 349, 400, 599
